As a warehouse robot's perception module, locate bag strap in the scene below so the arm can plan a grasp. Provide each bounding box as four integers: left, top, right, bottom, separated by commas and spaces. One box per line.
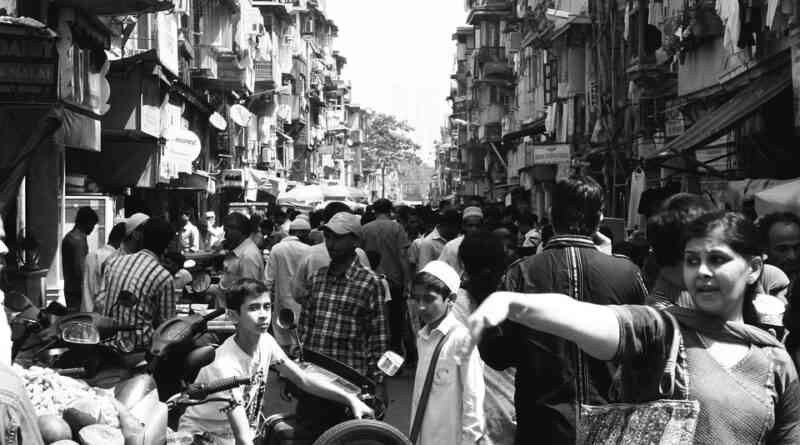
568, 247, 591, 416
649, 307, 689, 399
409, 327, 455, 444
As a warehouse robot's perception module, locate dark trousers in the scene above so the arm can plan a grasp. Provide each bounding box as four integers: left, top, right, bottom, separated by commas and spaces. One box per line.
65, 292, 82, 312
388, 284, 417, 364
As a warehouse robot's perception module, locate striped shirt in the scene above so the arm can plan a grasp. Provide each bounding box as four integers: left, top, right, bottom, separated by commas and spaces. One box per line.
299, 258, 388, 381
99, 249, 176, 352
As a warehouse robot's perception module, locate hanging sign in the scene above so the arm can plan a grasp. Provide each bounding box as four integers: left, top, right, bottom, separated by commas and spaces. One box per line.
0, 30, 57, 103
531, 143, 571, 165
160, 127, 201, 180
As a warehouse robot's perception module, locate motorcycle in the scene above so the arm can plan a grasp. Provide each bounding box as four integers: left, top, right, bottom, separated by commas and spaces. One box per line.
259, 309, 411, 445
11, 300, 143, 386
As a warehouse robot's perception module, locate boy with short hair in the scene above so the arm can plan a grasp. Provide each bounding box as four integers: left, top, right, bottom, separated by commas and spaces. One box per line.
179, 278, 373, 445
410, 261, 486, 445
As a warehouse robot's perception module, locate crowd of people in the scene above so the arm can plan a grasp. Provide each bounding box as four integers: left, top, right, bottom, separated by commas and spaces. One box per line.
2, 173, 800, 444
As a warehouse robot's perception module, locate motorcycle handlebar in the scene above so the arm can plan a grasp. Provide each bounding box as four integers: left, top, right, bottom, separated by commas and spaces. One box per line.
202, 308, 226, 323
184, 375, 251, 400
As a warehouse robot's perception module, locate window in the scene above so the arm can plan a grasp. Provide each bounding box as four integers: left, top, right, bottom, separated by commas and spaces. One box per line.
543, 52, 557, 105
482, 21, 499, 47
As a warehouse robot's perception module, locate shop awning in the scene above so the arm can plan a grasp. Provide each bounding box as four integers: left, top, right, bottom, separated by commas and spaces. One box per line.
502, 118, 546, 143
643, 70, 791, 159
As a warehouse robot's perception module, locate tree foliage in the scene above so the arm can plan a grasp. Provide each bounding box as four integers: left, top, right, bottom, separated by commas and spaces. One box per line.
361, 111, 423, 172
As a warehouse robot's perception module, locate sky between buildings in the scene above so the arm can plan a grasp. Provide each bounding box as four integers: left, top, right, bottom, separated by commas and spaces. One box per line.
325, 0, 466, 166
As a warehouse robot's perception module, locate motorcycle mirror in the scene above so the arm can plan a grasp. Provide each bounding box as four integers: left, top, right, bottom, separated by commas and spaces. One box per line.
183, 259, 196, 269
276, 309, 296, 330
377, 351, 405, 377
191, 271, 212, 293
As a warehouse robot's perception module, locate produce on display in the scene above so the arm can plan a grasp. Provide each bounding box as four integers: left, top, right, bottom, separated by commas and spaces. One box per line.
37, 415, 73, 443
77, 424, 124, 445
12, 364, 145, 444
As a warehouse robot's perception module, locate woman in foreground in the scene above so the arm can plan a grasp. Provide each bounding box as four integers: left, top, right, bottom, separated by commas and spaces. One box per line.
468, 211, 800, 443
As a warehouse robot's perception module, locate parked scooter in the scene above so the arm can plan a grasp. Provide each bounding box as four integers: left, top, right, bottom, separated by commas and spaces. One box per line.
260, 309, 411, 445
12, 299, 142, 386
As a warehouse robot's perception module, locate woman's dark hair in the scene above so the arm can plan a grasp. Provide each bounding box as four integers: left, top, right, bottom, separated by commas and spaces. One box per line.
550, 175, 604, 236
459, 230, 506, 305
413, 271, 453, 299
683, 211, 762, 324
226, 278, 269, 312
648, 193, 716, 267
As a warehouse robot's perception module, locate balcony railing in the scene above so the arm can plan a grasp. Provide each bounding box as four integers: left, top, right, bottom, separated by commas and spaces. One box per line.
192, 44, 218, 79
477, 46, 506, 63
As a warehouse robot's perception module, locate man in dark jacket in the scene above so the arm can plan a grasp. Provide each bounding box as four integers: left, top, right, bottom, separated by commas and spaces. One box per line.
478, 175, 648, 444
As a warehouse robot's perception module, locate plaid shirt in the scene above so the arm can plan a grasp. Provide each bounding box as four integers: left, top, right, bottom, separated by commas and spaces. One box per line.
99, 250, 176, 352
300, 258, 388, 381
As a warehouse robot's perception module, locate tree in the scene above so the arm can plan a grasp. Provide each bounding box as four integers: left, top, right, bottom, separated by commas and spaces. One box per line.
361, 111, 423, 173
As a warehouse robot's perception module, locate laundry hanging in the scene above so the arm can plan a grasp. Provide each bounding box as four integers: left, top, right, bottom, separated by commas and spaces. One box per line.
716, 0, 741, 52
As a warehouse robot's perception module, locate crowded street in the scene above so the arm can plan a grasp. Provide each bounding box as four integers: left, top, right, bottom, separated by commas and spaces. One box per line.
3, 0, 800, 444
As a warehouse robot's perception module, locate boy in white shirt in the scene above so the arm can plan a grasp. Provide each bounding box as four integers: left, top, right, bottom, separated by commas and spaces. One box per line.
410, 261, 486, 445
179, 278, 373, 445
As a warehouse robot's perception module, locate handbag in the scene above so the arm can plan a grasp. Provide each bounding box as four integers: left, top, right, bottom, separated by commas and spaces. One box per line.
576, 308, 700, 444
408, 327, 455, 445
565, 247, 700, 445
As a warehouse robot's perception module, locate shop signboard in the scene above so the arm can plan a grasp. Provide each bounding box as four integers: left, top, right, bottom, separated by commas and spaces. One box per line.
160, 126, 201, 180
529, 143, 571, 165
220, 169, 245, 189
0, 27, 57, 103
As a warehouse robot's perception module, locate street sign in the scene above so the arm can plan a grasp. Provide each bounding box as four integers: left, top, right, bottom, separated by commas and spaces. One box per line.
527, 143, 571, 165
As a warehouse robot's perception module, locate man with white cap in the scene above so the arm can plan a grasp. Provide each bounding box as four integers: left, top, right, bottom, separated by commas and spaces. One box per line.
437, 206, 485, 276
410, 260, 485, 445
299, 211, 389, 396
265, 217, 313, 348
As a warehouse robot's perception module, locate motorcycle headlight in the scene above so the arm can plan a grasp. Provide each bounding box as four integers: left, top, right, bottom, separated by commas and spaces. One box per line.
61, 321, 100, 345
192, 271, 212, 293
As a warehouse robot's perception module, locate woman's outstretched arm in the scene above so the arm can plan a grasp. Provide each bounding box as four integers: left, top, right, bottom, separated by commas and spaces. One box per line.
468, 291, 621, 361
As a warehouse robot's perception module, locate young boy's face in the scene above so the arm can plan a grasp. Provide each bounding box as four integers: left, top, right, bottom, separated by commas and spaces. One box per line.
232, 292, 272, 334
413, 283, 450, 325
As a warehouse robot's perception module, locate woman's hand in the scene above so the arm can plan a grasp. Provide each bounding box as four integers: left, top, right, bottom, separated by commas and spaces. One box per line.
348, 396, 375, 419
467, 291, 513, 342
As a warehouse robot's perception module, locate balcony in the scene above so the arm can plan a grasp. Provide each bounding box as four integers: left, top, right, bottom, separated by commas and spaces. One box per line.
467, 0, 513, 25
476, 46, 506, 63
217, 52, 246, 83
191, 44, 218, 79
254, 60, 275, 92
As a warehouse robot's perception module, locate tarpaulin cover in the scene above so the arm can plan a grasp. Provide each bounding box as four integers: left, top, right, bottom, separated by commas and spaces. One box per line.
755, 178, 800, 217
651, 70, 790, 159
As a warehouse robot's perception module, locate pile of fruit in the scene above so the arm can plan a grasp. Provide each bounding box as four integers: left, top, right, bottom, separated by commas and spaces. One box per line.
13, 365, 117, 420
13, 365, 144, 445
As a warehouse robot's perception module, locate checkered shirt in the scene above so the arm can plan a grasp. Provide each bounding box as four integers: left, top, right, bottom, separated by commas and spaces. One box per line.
99, 249, 176, 352
300, 259, 389, 381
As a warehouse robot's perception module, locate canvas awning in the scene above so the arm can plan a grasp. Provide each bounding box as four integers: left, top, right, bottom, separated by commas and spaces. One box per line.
643, 69, 791, 159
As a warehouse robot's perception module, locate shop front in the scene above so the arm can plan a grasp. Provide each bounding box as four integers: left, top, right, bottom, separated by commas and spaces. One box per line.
0, 13, 110, 303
